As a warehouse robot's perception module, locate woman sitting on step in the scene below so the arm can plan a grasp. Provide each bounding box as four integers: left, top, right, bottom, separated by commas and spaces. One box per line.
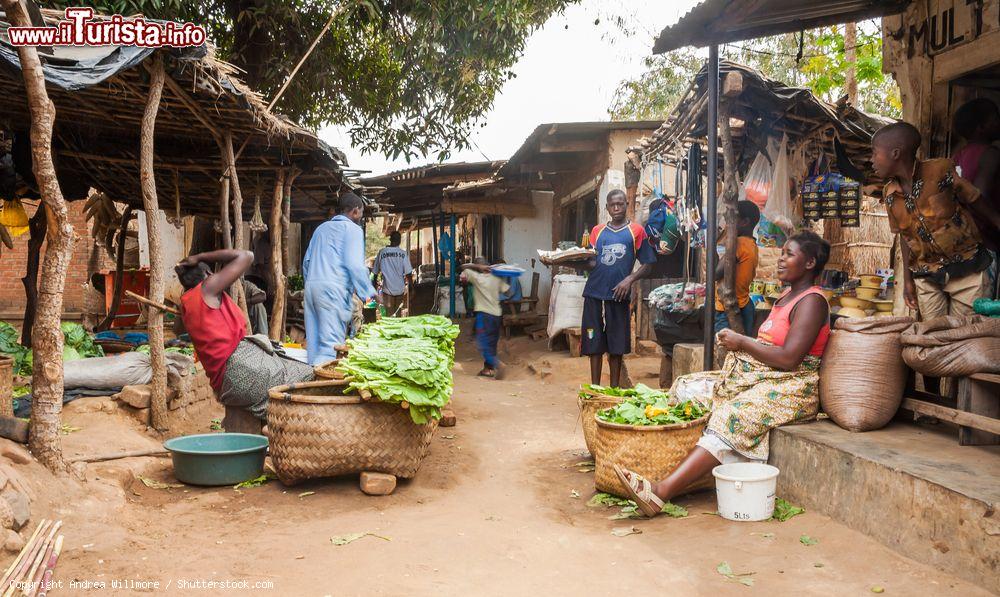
616, 231, 831, 517
175, 249, 314, 421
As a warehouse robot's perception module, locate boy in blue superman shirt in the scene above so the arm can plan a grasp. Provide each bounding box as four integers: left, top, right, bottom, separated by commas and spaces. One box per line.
578, 189, 656, 387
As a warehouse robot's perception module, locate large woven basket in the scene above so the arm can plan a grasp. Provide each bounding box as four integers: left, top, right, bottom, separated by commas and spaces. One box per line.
577, 389, 624, 455
593, 413, 713, 497
267, 379, 438, 485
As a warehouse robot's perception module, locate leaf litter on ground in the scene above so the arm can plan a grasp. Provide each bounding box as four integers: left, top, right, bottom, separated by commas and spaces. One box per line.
569, 490, 580, 499
138, 476, 183, 490
233, 473, 275, 490
800, 535, 819, 546
330, 532, 392, 546
717, 561, 756, 587
660, 502, 688, 518
772, 497, 805, 522
610, 526, 642, 537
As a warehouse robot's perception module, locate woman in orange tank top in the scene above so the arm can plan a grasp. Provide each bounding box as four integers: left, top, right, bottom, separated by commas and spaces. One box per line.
614, 231, 832, 517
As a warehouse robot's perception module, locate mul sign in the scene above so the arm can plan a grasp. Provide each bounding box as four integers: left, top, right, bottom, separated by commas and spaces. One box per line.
904, 0, 999, 57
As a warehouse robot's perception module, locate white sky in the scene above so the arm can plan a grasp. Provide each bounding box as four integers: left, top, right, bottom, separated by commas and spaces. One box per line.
319, 0, 702, 177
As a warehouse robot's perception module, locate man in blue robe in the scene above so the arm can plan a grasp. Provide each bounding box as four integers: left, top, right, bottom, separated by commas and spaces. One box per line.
303, 193, 375, 365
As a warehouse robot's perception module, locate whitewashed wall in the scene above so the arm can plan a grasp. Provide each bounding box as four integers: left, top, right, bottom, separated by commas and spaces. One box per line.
502, 190, 555, 310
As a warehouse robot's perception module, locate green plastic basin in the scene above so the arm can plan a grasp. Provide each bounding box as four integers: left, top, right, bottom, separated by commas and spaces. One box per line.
163, 433, 268, 486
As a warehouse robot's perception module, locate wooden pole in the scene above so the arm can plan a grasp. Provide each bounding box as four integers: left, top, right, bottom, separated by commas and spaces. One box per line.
218, 171, 232, 250
281, 170, 298, 276
703, 45, 720, 372
2, 0, 71, 471
845, 22, 858, 105
95, 207, 132, 332
18, 208, 45, 347
220, 133, 250, 320
718, 99, 744, 335
140, 55, 169, 431
269, 170, 287, 341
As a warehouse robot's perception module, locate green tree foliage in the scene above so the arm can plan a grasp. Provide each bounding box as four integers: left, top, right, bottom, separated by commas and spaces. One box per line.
45, 0, 575, 161
609, 22, 901, 121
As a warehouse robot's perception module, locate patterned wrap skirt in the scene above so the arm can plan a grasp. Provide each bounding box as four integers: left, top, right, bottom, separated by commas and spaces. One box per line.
701, 349, 821, 461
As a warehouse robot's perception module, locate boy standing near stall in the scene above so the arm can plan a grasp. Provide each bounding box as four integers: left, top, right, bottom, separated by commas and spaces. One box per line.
714, 200, 761, 334
578, 189, 657, 388
460, 259, 509, 379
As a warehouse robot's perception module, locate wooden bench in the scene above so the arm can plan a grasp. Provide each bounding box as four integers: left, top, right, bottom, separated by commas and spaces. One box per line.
223, 405, 264, 435
502, 271, 542, 338
902, 372, 1000, 446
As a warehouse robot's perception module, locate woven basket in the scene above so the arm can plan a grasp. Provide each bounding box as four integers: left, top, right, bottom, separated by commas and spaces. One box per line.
267, 379, 437, 485
313, 360, 344, 380
593, 413, 713, 497
577, 390, 624, 455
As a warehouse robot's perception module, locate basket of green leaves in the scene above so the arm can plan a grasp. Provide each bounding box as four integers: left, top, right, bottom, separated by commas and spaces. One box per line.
592, 386, 711, 497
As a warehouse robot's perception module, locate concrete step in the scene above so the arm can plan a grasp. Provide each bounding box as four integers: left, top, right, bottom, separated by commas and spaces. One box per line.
769, 420, 999, 593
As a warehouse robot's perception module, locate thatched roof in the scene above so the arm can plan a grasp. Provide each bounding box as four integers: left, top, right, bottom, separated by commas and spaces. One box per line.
0, 8, 358, 221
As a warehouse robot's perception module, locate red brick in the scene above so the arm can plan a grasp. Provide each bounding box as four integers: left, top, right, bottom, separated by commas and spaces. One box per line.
0, 201, 111, 317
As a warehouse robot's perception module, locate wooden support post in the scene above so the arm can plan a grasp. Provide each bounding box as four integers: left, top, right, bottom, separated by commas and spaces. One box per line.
19, 208, 46, 347
718, 99, 744, 335
280, 169, 299, 335
221, 133, 250, 321
96, 207, 132, 332
2, 0, 72, 471
140, 55, 169, 431
281, 172, 295, 276
219, 168, 232, 250
269, 170, 287, 341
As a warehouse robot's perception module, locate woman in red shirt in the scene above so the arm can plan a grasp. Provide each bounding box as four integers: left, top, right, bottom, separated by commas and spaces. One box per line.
616, 231, 831, 517
176, 249, 313, 421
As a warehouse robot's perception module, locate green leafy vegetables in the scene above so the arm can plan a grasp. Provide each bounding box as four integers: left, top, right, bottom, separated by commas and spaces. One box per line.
594, 383, 708, 426
0, 321, 104, 377
337, 316, 460, 424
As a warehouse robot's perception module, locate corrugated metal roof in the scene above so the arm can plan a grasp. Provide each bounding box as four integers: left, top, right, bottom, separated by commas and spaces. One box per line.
652, 0, 910, 53
499, 120, 663, 177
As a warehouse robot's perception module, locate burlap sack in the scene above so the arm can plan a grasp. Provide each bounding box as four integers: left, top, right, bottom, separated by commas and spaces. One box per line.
900, 315, 1000, 377
820, 316, 913, 432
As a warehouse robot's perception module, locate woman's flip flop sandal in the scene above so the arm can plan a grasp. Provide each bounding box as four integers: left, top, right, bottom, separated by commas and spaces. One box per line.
614, 464, 664, 518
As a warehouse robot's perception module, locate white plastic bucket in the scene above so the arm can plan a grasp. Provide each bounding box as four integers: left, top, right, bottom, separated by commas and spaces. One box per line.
712, 463, 780, 522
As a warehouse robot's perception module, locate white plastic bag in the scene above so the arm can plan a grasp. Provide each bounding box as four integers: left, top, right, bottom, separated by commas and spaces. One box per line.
434, 286, 466, 316
547, 274, 586, 348
740, 152, 772, 210
763, 134, 798, 234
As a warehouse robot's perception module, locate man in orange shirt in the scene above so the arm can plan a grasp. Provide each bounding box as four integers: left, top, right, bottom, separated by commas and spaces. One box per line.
715, 200, 761, 334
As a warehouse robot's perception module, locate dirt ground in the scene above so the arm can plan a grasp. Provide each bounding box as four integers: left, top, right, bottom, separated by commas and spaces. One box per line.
12, 330, 991, 596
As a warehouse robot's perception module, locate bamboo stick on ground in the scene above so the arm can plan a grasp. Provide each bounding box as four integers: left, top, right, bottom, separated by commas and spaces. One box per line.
22, 532, 55, 597
34, 536, 61, 597
6, 521, 59, 597
0, 521, 46, 589
1, 521, 53, 597
67, 449, 169, 463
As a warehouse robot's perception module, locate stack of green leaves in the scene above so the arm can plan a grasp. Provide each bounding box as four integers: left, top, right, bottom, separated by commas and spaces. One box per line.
0, 322, 105, 376
0, 322, 29, 376
356, 315, 460, 364
61, 322, 104, 361
579, 382, 669, 401
337, 336, 453, 424
596, 384, 708, 426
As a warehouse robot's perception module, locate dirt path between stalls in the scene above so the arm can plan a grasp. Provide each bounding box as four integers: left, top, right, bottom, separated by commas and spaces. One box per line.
38, 331, 990, 596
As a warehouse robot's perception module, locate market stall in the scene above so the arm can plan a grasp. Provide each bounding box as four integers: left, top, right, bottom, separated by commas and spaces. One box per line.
638, 60, 894, 372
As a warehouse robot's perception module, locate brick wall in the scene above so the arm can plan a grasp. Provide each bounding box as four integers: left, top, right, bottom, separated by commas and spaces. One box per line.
0, 200, 111, 318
